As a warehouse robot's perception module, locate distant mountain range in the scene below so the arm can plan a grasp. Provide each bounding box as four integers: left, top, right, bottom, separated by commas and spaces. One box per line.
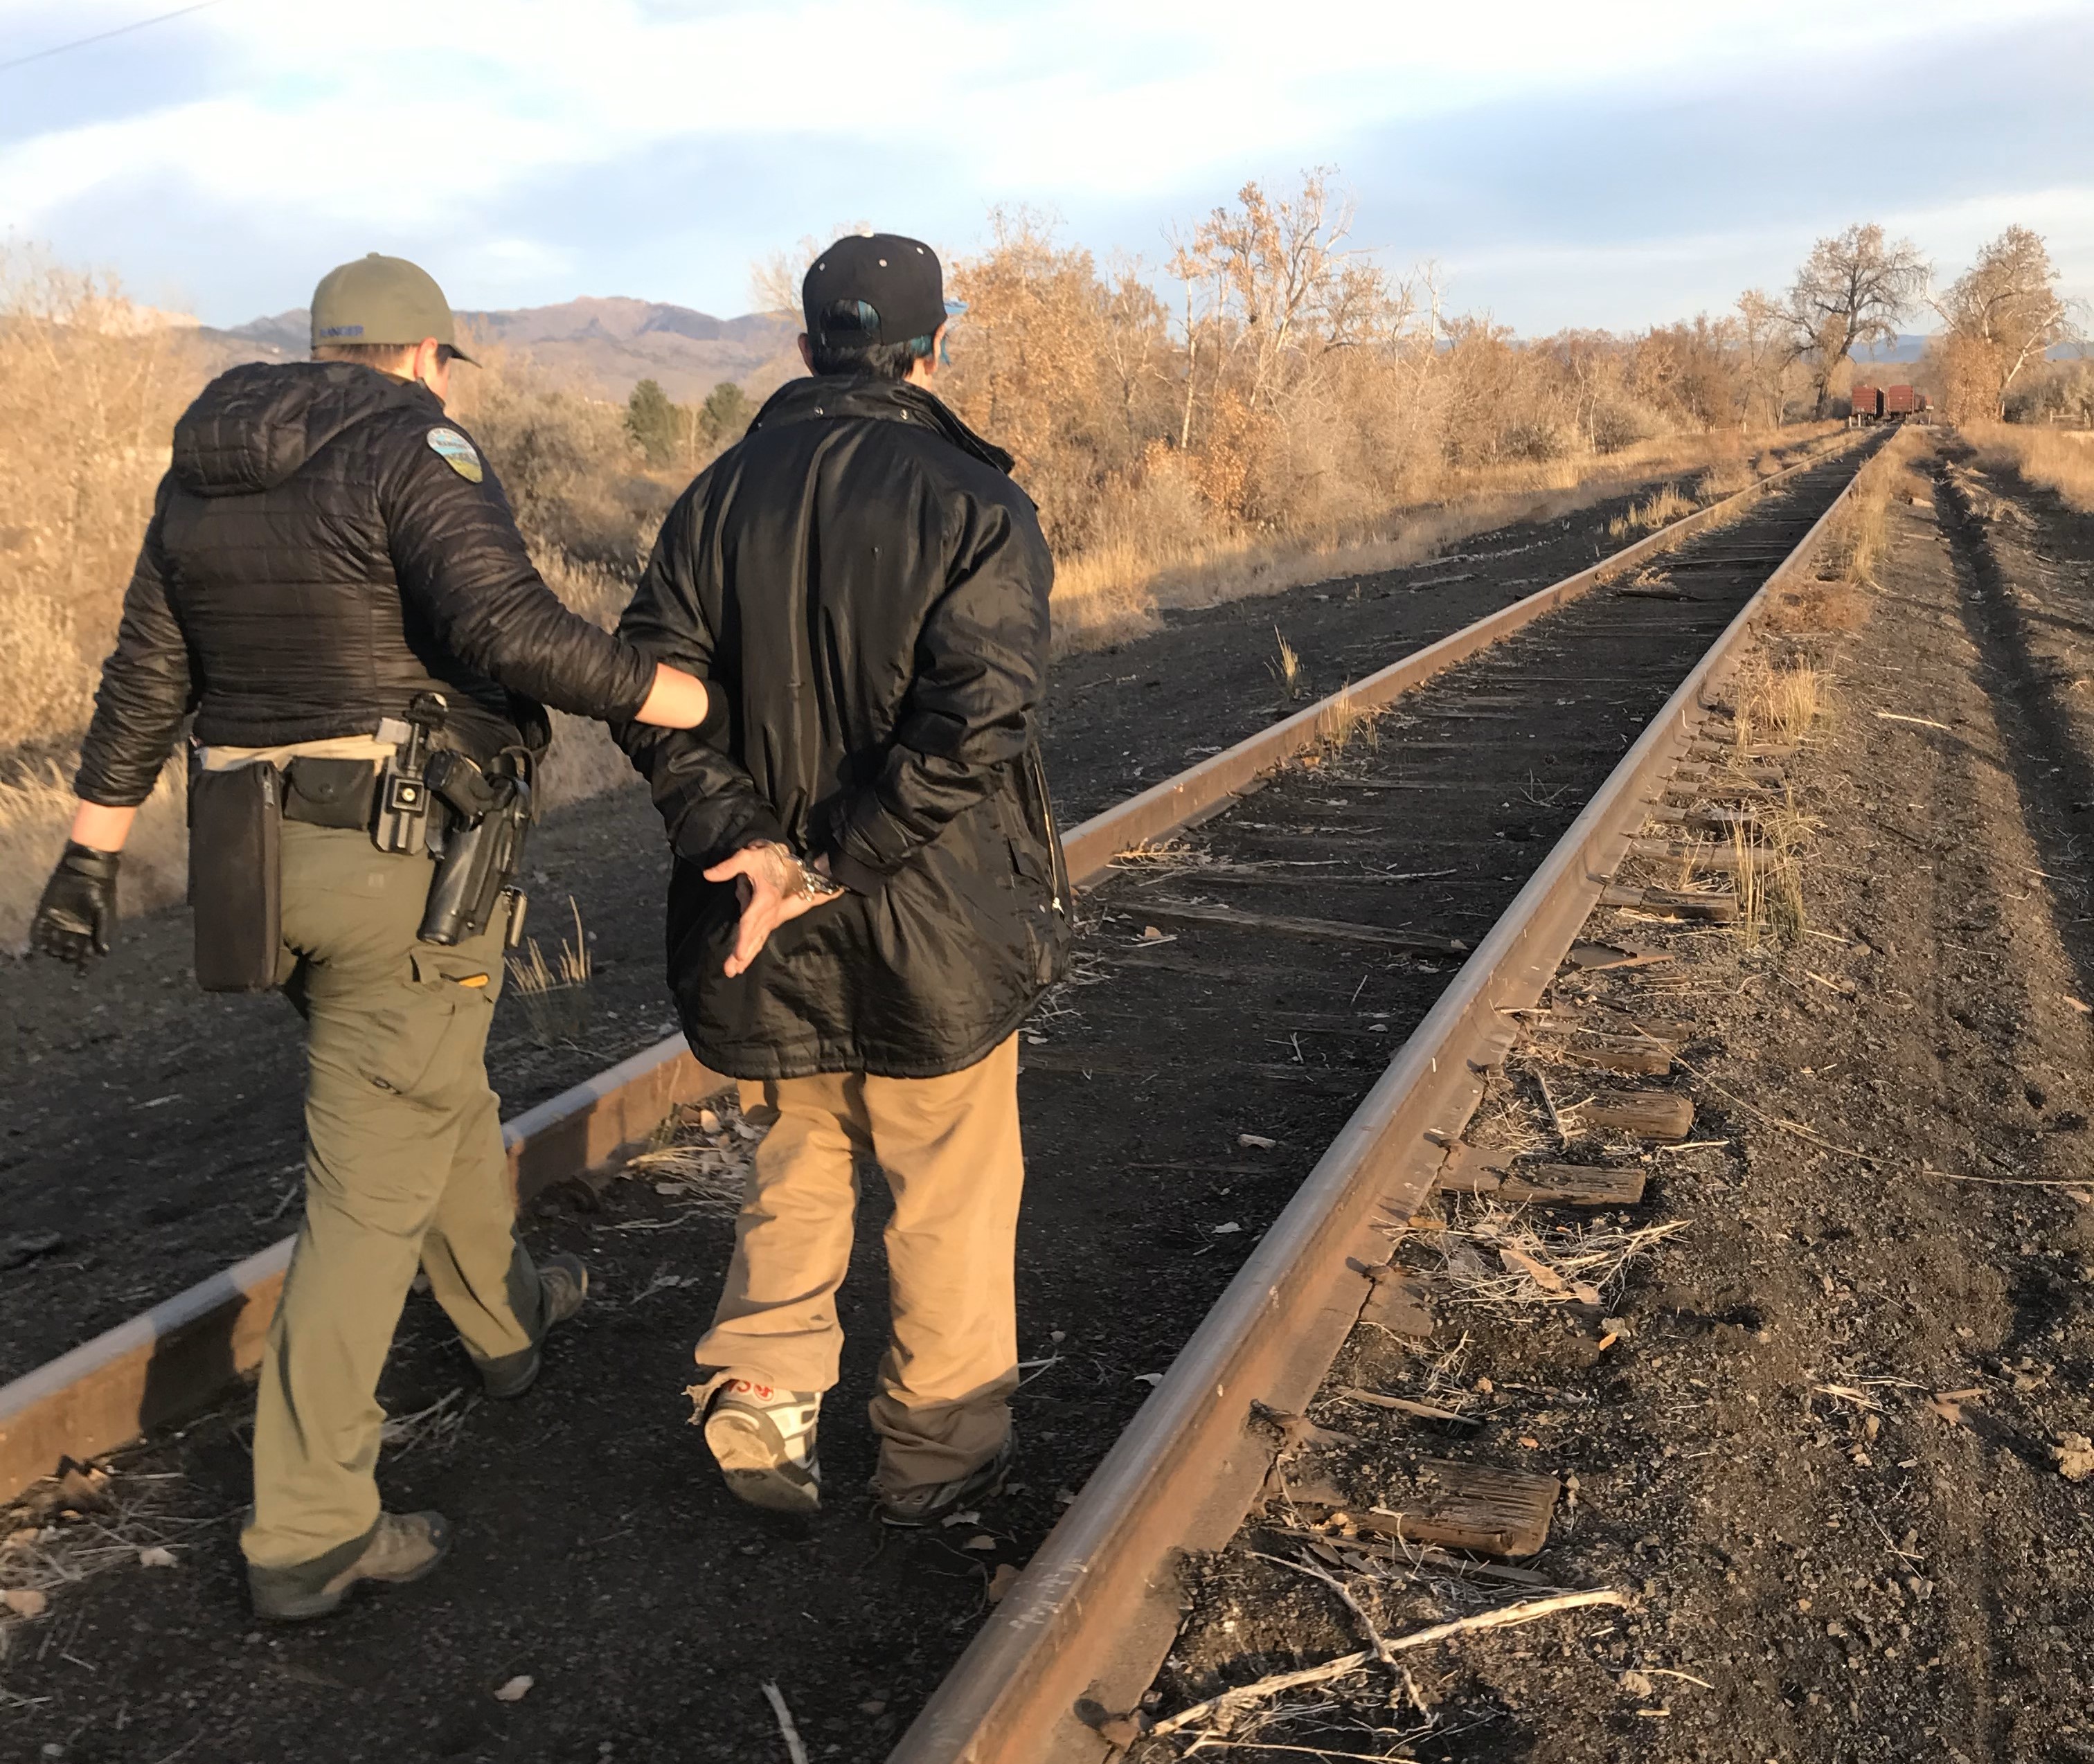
199, 296, 804, 405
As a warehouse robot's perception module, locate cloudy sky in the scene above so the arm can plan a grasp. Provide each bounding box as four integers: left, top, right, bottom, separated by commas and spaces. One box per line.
1, 0, 2088, 332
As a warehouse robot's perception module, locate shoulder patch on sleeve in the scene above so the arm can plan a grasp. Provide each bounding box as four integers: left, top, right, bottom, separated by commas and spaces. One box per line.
425, 426, 483, 483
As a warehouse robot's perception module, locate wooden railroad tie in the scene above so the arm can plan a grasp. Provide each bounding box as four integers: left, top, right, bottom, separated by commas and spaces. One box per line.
1662, 782, 1774, 808
1359, 1265, 1435, 1338
1512, 1005, 1693, 1044
1285, 1461, 1561, 1559
1598, 883, 1738, 926
1683, 749, 1800, 770
1669, 762, 1787, 790
1435, 1160, 1647, 1205
1627, 838, 1747, 873
1525, 1031, 1674, 1075
1643, 805, 1764, 840
1576, 1090, 1695, 1142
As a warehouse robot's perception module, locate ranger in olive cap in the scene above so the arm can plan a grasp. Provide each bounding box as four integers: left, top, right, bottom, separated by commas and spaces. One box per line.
311, 251, 479, 361
31, 255, 713, 1622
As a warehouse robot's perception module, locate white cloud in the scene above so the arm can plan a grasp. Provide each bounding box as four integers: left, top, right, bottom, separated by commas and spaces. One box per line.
0, 0, 2086, 322
3, 0, 2082, 226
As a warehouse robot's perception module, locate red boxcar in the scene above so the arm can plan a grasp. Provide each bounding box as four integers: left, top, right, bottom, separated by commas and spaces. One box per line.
1883, 384, 1918, 416
1851, 384, 1883, 422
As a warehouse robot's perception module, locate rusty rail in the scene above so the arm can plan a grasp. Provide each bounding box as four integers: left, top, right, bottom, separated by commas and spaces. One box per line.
888, 452, 1870, 1763
0, 439, 1853, 1508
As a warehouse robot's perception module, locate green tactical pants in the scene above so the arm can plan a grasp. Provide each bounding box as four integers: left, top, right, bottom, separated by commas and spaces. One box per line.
240, 823, 541, 1572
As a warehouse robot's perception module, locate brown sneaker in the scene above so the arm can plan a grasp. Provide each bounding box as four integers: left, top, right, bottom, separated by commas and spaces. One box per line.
248, 1510, 451, 1623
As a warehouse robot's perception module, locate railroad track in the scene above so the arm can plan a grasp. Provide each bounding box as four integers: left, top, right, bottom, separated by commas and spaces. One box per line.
892, 443, 1874, 1763
0, 435, 1871, 1759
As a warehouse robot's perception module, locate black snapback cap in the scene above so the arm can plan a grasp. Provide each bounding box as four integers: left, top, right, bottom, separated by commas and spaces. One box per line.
802, 234, 945, 348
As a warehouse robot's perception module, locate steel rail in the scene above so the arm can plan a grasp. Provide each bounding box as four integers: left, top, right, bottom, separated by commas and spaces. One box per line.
0, 438, 1853, 1507
888, 454, 1871, 1764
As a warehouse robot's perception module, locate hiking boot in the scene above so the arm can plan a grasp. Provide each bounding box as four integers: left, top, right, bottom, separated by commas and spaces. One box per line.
699, 1378, 823, 1514
248, 1510, 451, 1623
874, 1435, 1014, 1529
479, 1253, 588, 1399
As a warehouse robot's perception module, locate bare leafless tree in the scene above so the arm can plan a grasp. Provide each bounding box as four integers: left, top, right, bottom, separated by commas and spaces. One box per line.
1786, 223, 1929, 416
1932, 224, 2077, 419
746, 222, 875, 317
1735, 289, 1793, 429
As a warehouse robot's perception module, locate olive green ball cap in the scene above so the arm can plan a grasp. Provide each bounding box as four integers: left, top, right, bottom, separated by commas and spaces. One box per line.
310, 253, 476, 363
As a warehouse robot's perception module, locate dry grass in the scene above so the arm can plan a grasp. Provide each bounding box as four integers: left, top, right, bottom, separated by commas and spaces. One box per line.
618, 1097, 759, 1226
1695, 456, 1758, 501
1270, 627, 1306, 699
505, 897, 593, 1045
1969, 423, 2094, 514
1707, 658, 1830, 949
1315, 684, 1381, 757
379, 1386, 478, 1455
1050, 426, 1838, 654
1431, 1199, 1688, 1315
1737, 662, 1827, 748
1724, 788, 1814, 949
1772, 427, 1925, 633
1605, 482, 1694, 540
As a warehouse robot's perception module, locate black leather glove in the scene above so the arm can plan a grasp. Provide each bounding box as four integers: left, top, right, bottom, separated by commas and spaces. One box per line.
31, 843, 120, 965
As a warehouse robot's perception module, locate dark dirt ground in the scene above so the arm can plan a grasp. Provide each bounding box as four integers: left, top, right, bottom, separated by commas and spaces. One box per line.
0, 449, 1830, 1387
1128, 435, 2094, 1764
0, 457, 1863, 1764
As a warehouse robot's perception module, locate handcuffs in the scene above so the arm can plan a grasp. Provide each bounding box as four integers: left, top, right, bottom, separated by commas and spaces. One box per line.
750, 840, 845, 903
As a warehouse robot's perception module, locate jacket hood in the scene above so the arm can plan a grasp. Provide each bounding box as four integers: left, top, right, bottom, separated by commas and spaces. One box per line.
170, 361, 438, 498
749, 375, 1016, 476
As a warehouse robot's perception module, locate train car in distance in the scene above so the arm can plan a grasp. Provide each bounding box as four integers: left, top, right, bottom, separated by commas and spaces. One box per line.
1882, 383, 1919, 417
1850, 384, 1885, 426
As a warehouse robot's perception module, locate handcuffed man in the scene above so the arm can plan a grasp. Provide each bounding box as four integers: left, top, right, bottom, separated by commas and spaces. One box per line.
617, 233, 1068, 1527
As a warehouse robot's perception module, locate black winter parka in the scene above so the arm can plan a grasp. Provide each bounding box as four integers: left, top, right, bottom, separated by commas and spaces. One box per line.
75, 361, 656, 805
616, 375, 1070, 1081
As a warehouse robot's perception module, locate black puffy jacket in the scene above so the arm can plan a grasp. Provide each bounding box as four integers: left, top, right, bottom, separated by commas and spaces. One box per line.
617, 375, 1071, 1081
74, 361, 656, 805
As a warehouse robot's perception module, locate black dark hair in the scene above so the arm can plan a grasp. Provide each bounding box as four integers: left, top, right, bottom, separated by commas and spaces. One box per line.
807, 299, 935, 379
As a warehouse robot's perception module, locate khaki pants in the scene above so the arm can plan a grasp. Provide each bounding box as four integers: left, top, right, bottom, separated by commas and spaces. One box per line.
696, 1035, 1024, 1493
241, 824, 539, 1570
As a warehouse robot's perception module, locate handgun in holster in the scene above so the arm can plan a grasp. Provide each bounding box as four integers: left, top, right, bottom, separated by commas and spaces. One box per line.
419, 747, 533, 947
374, 692, 447, 854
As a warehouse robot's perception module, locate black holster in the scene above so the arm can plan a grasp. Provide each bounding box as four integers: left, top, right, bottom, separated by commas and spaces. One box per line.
188, 764, 283, 993
419, 750, 533, 946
